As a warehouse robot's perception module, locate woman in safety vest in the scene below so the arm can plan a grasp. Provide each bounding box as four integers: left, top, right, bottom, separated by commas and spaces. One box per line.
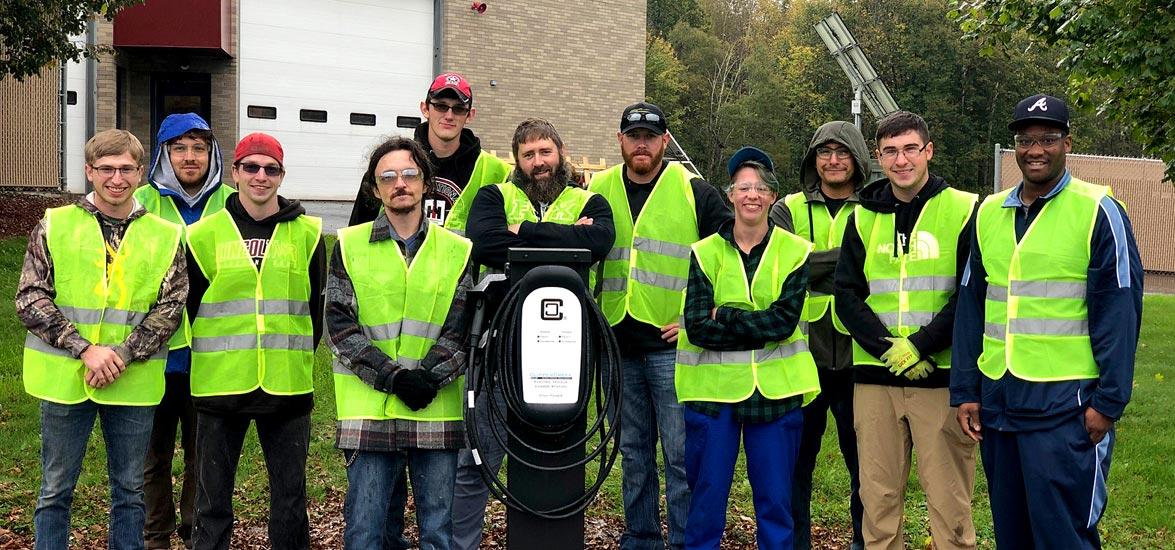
676, 147, 820, 549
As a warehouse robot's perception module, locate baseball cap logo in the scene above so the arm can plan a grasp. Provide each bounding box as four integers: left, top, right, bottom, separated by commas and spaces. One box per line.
1028, 97, 1049, 112
446, 75, 460, 85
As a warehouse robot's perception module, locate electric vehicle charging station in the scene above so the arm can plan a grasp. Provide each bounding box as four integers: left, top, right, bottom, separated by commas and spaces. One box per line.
465, 248, 622, 550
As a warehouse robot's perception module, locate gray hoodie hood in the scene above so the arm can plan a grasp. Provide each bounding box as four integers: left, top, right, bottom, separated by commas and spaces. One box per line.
798, 121, 871, 200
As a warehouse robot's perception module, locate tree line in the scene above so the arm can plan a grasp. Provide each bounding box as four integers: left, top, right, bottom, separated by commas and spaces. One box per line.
645, 0, 1153, 194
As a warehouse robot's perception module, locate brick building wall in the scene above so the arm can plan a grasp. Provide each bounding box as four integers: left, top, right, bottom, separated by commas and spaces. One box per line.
440, 0, 645, 167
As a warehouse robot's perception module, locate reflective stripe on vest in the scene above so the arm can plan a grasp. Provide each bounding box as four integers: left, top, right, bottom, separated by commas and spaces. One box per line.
22, 205, 182, 405
134, 183, 232, 351
444, 151, 512, 236
784, 192, 851, 333
853, 187, 977, 368
333, 222, 472, 421
589, 162, 699, 327
675, 227, 820, 405
976, 177, 1106, 381
187, 209, 321, 397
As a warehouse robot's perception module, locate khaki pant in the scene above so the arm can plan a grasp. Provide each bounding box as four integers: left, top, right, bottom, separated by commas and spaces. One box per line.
853, 384, 977, 550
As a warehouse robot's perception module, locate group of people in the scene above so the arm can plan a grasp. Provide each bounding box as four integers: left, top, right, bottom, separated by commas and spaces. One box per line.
17, 69, 1141, 550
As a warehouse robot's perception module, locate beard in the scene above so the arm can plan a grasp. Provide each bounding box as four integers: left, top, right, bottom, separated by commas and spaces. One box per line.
514, 161, 573, 205
621, 145, 665, 178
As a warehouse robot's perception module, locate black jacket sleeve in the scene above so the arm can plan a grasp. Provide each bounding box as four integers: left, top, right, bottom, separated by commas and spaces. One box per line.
692, 177, 733, 239
467, 185, 523, 269
308, 236, 327, 349
348, 183, 380, 227
186, 249, 209, 319
834, 211, 892, 359
517, 194, 616, 264
905, 206, 976, 356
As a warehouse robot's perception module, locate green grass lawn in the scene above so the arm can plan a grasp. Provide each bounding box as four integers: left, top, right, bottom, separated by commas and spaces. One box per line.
0, 234, 1171, 548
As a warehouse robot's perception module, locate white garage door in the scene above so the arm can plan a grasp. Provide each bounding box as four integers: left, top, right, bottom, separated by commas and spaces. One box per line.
239, 0, 434, 200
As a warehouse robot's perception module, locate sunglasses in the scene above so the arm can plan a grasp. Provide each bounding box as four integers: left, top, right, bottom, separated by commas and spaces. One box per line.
428, 101, 471, 116
626, 111, 661, 123
237, 162, 283, 177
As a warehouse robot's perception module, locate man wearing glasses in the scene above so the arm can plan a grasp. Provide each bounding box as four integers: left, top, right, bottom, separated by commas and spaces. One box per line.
136, 112, 233, 550
328, 137, 474, 550
348, 72, 511, 233
589, 102, 731, 550
770, 121, 870, 550
834, 111, 979, 550
18, 129, 187, 549
951, 95, 1142, 548
185, 133, 326, 550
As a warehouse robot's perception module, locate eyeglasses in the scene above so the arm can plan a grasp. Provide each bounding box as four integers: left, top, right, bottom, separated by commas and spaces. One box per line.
730, 183, 774, 195
1013, 133, 1065, 150
237, 163, 283, 177
878, 142, 928, 161
428, 101, 471, 116
816, 147, 853, 160
377, 168, 422, 185
169, 144, 209, 156
626, 111, 662, 123
91, 165, 139, 177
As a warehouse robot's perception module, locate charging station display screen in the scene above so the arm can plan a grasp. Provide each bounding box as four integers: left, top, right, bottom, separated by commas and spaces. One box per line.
520, 286, 582, 404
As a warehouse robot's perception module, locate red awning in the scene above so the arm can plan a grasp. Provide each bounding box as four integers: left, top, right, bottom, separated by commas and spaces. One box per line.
113, 0, 232, 57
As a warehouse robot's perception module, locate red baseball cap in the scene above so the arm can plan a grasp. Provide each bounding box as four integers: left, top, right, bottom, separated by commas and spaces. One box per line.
234, 132, 284, 167
428, 72, 473, 106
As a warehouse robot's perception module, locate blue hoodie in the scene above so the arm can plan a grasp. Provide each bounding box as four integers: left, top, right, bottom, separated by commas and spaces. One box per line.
147, 113, 226, 224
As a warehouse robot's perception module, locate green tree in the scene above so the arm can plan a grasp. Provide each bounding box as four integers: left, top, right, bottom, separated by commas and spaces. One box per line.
951, 0, 1175, 180
648, 0, 706, 37
646, 35, 687, 117
0, 0, 143, 80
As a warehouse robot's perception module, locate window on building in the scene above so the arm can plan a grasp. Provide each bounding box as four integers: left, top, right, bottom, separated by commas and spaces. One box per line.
397, 116, 421, 129
350, 113, 377, 126
247, 105, 277, 119
300, 109, 328, 123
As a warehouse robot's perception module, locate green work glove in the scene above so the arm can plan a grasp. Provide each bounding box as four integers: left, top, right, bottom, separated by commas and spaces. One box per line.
880, 336, 921, 375
904, 359, 935, 381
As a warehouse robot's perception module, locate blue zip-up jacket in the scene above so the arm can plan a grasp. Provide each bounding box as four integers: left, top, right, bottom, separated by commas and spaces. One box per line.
950, 171, 1143, 431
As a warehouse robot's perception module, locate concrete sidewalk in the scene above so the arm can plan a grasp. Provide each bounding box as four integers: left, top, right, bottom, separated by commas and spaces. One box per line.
300, 200, 353, 235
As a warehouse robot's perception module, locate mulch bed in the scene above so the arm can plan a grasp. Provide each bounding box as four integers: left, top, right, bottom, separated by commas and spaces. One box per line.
0, 191, 76, 239
0, 491, 855, 549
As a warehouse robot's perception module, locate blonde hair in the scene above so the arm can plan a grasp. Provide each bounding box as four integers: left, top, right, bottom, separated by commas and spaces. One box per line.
84, 129, 146, 165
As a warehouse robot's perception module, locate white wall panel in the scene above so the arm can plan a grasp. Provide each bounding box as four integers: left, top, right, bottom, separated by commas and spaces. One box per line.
239, 0, 434, 199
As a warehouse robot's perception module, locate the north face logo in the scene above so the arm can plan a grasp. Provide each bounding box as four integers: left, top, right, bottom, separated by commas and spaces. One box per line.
1028, 98, 1049, 112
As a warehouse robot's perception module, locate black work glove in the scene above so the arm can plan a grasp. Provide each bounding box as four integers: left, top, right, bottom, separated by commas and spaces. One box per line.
393, 369, 439, 411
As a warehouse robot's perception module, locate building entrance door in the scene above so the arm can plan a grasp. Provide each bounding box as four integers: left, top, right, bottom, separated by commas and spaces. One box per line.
151, 72, 212, 149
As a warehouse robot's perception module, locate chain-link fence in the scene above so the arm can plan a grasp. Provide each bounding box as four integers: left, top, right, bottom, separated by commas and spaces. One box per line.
997, 148, 1172, 284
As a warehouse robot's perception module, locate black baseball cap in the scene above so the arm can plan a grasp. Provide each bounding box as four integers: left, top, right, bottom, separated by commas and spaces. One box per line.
620, 102, 668, 135
1009, 94, 1070, 133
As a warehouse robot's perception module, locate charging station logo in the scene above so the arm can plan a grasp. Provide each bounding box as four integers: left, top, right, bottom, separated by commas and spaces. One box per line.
541, 298, 563, 320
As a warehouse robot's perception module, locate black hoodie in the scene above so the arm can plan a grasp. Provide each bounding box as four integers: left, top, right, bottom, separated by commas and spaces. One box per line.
347, 123, 485, 226
188, 193, 328, 415
833, 175, 974, 388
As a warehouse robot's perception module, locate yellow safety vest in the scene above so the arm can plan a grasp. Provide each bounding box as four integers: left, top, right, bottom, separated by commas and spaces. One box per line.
675, 227, 820, 405
589, 162, 700, 327
23, 205, 183, 405
134, 183, 233, 351
853, 187, 977, 368
333, 221, 472, 421
444, 151, 512, 236
186, 209, 321, 396
496, 181, 595, 225
976, 177, 1106, 381
784, 192, 852, 333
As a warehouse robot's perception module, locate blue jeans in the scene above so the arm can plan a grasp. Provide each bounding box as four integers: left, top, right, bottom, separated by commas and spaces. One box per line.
344, 448, 458, 550
619, 350, 689, 550
684, 406, 802, 550
35, 400, 155, 550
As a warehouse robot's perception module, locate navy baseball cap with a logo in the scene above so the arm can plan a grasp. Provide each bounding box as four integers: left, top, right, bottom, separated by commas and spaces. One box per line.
1009, 94, 1070, 133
